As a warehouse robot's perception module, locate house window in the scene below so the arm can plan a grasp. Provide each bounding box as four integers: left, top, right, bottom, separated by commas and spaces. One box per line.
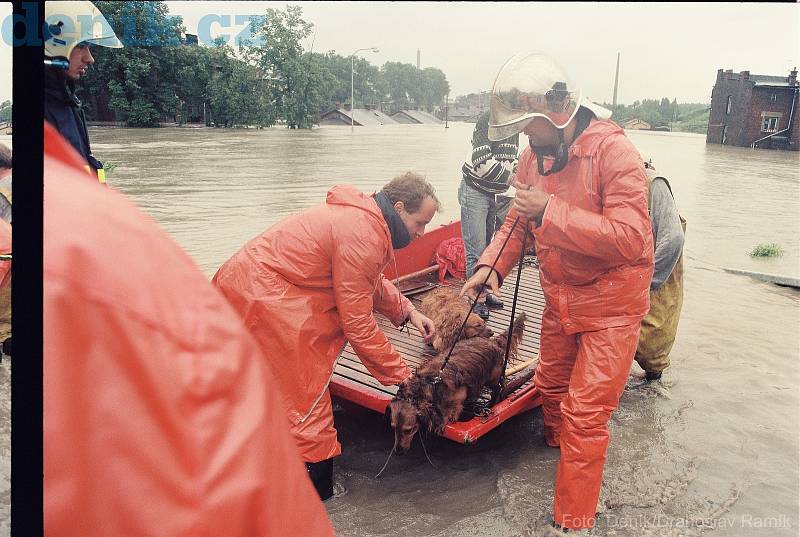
726, 96, 732, 114
761, 115, 780, 133
770, 94, 777, 103
722, 125, 728, 144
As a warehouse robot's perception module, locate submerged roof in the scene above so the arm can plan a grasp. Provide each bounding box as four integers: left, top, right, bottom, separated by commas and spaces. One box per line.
392, 109, 443, 124
320, 108, 398, 126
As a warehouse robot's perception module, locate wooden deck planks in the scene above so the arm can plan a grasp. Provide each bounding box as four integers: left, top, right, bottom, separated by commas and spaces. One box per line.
332, 258, 544, 399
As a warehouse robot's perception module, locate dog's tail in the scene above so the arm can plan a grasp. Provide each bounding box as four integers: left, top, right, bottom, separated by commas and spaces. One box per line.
496, 312, 526, 356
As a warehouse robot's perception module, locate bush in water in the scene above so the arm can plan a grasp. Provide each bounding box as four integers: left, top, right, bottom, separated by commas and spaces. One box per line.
750, 243, 784, 258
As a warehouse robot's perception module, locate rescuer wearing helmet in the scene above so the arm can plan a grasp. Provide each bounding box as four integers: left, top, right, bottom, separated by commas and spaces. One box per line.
462, 52, 654, 533
44, 1, 122, 184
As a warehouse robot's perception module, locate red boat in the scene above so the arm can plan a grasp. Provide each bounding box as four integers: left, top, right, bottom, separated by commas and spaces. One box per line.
329, 221, 544, 444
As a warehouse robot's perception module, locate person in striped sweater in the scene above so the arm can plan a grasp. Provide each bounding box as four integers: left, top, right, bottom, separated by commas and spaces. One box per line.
458, 111, 520, 319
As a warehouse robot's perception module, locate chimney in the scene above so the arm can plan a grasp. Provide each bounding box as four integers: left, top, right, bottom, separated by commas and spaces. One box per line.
740, 70, 750, 80
789, 67, 798, 85
724, 69, 733, 80
717, 68, 723, 80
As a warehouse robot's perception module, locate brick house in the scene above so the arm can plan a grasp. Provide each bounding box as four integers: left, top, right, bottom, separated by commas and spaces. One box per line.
707, 68, 799, 150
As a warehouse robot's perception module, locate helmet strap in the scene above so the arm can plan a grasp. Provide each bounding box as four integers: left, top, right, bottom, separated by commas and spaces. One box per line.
535, 129, 568, 177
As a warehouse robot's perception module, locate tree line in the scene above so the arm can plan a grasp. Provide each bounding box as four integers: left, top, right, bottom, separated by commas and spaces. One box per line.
604, 98, 710, 134
448, 93, 709, 134
78, 2, 450, 128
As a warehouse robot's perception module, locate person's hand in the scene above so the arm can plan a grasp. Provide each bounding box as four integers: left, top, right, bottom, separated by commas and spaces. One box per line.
513, 180, 551, 222
407, 309, 435, 343
460, 266, 500, 302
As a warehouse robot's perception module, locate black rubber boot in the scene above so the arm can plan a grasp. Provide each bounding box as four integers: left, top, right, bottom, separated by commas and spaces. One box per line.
475, 302, 490, 320
485, 293, 504, 309
305, 458, 334, 501
645, 370, 662, 381
1, 337, 9, 357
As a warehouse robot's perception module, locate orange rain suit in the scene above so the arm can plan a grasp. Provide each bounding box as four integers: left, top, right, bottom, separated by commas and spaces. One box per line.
43, 122, 334, 537
212, 185, 414, 462
478, 119, 654, 530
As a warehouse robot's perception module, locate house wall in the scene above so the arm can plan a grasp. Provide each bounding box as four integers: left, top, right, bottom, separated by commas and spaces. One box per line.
707, 70, 753, 146
707, 69, 799, 149
745, 87, 796, 147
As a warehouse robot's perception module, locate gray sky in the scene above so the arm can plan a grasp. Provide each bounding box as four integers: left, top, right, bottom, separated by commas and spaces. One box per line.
1, 2, 797, 105
165, 1, 799, 104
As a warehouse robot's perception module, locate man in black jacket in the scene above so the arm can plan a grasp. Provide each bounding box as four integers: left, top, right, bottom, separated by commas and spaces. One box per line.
44, 1, 122, 183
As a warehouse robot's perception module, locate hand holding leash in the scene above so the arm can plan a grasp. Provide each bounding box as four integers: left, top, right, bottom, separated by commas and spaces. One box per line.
461, 267, 501, 302
512, 180, 551, 224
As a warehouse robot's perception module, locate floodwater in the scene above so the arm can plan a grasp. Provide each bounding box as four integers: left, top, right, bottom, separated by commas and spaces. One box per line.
81, 124, 800, 536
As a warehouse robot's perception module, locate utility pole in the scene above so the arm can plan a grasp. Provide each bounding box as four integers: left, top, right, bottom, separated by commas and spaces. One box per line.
350, 47, 379, 131
445, 93, 449, 129
612, 52, 620, 107
417, 49, 420, 70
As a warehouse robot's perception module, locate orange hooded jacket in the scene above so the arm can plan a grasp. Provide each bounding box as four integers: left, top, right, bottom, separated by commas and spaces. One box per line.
479, 119, 654, 332
213, 186, 413, 440
44, 122, 334, 537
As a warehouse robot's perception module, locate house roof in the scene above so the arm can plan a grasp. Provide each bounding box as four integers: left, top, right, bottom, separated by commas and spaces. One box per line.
750, 74, 790, 84
320, 108, 398, 126
392, 109, 443, 124
753, 81, 797, 88
622, 118, 650, 126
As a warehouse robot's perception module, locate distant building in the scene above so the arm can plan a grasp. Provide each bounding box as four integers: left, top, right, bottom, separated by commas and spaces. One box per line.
621, 118, 652, 130
318, 108, 398, 126
444, 105, 481, 122
707, 68, 799, 150
391, 110, 443, 125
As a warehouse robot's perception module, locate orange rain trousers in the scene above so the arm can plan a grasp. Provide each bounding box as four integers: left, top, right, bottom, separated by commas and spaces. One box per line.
44, 122, 334, 537
478, 119, 653, 530
536, 309, 641, 528
213, 184, 413, 463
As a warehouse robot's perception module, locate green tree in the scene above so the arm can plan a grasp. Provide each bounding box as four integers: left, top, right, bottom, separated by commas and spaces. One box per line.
0, 101, 10, 123
80, 1, 185, 126
206, 46, 273, 127
246, 5, 330, 128
419, 67, 450, 112
382, 61, 417, 112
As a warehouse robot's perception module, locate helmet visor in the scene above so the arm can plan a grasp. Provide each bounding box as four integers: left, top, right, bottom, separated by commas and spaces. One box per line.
488, 52, 581, 140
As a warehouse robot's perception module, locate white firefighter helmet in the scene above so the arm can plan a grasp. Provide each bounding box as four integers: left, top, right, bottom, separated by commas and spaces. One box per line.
488, 51, 611, 141
44, 1, 123, 65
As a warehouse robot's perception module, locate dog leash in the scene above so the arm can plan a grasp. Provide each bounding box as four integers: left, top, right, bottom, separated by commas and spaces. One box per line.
432, 215, 526, 385
492, 220, 531, 405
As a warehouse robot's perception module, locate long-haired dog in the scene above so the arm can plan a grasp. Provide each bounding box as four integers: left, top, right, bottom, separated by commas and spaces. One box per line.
387, 312, 526, 454
418, 286, 493, 353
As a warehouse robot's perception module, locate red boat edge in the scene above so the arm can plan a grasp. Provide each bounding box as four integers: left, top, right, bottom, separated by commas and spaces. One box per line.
330, 376, 542, 444
329, 220, 543, 444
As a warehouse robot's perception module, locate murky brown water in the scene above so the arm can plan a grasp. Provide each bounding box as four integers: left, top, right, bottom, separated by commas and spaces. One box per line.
86, 125, 800, 536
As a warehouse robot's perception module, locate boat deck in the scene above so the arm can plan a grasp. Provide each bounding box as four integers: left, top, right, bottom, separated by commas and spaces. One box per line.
331, 256, 545, 443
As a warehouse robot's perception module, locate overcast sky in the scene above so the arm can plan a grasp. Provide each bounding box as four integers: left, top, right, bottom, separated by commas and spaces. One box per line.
164, 1, 799, 105
1, 2, 797, 105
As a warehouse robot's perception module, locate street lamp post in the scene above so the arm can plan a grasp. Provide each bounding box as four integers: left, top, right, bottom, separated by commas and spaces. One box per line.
350, 46, 379, 130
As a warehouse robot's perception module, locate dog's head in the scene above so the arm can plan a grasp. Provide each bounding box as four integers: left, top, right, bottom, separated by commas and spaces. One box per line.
464, 313, 493, 339
387, 397, 420, 455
